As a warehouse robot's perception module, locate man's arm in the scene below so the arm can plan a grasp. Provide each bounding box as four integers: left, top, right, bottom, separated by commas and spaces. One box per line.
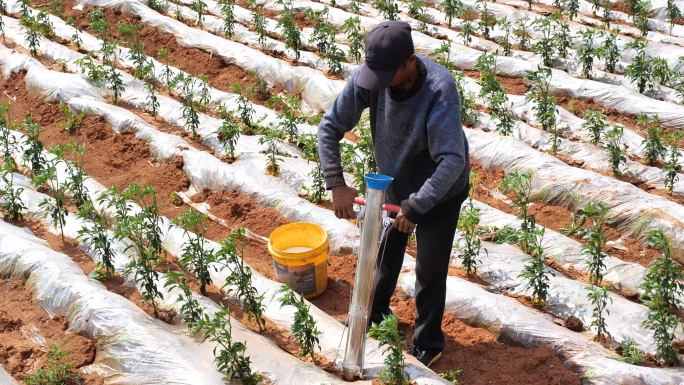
318, 69, 370, 218
400, 102, 468, 223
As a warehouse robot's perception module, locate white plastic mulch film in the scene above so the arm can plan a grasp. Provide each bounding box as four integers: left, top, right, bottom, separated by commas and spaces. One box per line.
0, 220, 229, 384
3, 0, 684, 382
77, 0, 347, 111
448, 233, 684, 355
0, 154, 448, 385
395, 269, 684, 384
0, 172, 366, 384
466, 127, 684, 261
0, 366, 17, 385
255, 0, 684, 128
469, 199, 649, 294
0, 34, 361, 255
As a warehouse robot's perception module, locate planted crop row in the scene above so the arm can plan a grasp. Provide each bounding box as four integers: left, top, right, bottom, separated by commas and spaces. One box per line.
0, 219, 229, 383
313, 0, 684, 100
451, 176, 684, 358
253, 0, 684, 127
0, 43, 361, 256
451, 51, 684, 192
0, 94, 448, 383
41, 0, 684, 128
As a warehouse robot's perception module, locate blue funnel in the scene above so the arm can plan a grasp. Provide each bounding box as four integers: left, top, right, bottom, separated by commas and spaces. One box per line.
364, 174, 393, 191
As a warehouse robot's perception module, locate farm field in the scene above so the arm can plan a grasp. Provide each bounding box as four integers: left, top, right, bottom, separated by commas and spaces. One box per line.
3, 0, 684, 382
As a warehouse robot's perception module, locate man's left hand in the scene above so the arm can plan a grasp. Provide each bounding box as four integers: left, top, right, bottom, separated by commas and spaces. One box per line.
394, 210, 416, 234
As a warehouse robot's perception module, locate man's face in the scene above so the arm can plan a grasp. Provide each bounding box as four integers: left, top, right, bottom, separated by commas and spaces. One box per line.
389, 55, 416, 87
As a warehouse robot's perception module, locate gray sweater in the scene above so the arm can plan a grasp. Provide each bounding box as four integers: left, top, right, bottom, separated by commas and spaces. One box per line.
317, 54, 470, 223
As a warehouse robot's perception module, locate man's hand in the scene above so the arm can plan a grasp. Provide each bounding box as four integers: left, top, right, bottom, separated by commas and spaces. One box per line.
394, 210, 416, 233
332, 185, 357, 219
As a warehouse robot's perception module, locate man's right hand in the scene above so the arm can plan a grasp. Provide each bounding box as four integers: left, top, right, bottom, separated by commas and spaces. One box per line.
331, 185, 357, 219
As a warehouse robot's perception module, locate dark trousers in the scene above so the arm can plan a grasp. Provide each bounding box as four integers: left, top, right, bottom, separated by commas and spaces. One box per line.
370, 186, 469, 352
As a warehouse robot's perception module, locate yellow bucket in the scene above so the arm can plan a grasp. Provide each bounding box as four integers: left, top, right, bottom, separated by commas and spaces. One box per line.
268, 222, 329, 299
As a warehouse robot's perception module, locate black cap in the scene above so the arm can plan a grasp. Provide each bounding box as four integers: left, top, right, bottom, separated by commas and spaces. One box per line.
357, 21, 414, 92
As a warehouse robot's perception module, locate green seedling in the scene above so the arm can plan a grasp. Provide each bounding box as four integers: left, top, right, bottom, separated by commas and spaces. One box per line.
604, 125, 627, 176
279, 284, 322, 364
298, 133, 326, 203
33, 160, 68, 241
276, 0, 302, 60
581, 109, 609, 145
458, 8, 475, 46
531, 17, 555, 67
518, 226, 552, 305
343, 16, 365, 64
640, 229, 684, 365
268, 94, 305, 141
218, 228, 266, 331
497, 17, 513, 56
216, 116, 242, 160
24, 342, 83, 385
617, 339, 645, 365
373, 0, 399, 20
598, 29, 621, 74
218, 0, 236, 38
625, 38, 655, 94
455, 171, 485, 276
77, 198, 116, 279
439, 366, 463, 384
0, 166, 26, 221
662, 130, 682, 195
514, 16, 531, 51
580, 202, 611, 286
172, 209, 217, 296
441, 0, 463, 28
258, 127, 285, 176
564, 0, 580, 19
576, 29, 598, 79
525, 67, 558, 139
20, 116, 46, 177
587, 285, 612, 341
367, 313, 410, 385
638, 114, 666, 165
191, 0, 208, 27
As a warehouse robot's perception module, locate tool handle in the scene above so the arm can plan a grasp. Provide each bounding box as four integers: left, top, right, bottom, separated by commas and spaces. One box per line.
353, 197, 401, 214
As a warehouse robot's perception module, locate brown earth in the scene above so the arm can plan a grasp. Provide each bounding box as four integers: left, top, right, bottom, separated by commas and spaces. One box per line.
465, 70, 531, 95
1, 71, 191, 217
58, 0, 286, 106
2, 52, 582, 383
191, 188, 293, 237
470, 161, 663, 268
392, 297, 581, 384
0, 280, 104, 385
564, 316, 584, 332
557, 96, 639, 131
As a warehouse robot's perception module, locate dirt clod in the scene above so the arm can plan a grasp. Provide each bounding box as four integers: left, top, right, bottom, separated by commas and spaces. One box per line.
565, 316, 584, 332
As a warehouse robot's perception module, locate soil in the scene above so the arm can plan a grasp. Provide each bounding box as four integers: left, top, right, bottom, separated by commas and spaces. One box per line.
470, 161, 663, 268
564, 316, 584, 332
556, 96, 639, 131
610, 1, 630, 14
0, 280, 104, 384
235, 0, 280, 19
58, 0, 286, 106
0, 71, 191, 216
190, 187, 293, 237
391, 297, 581, 385
465, 70, 531, 95
2, 42, 580, 384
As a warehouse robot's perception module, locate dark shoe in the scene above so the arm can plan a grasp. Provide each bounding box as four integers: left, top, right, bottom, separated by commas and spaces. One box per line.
407, 344, 442, 368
